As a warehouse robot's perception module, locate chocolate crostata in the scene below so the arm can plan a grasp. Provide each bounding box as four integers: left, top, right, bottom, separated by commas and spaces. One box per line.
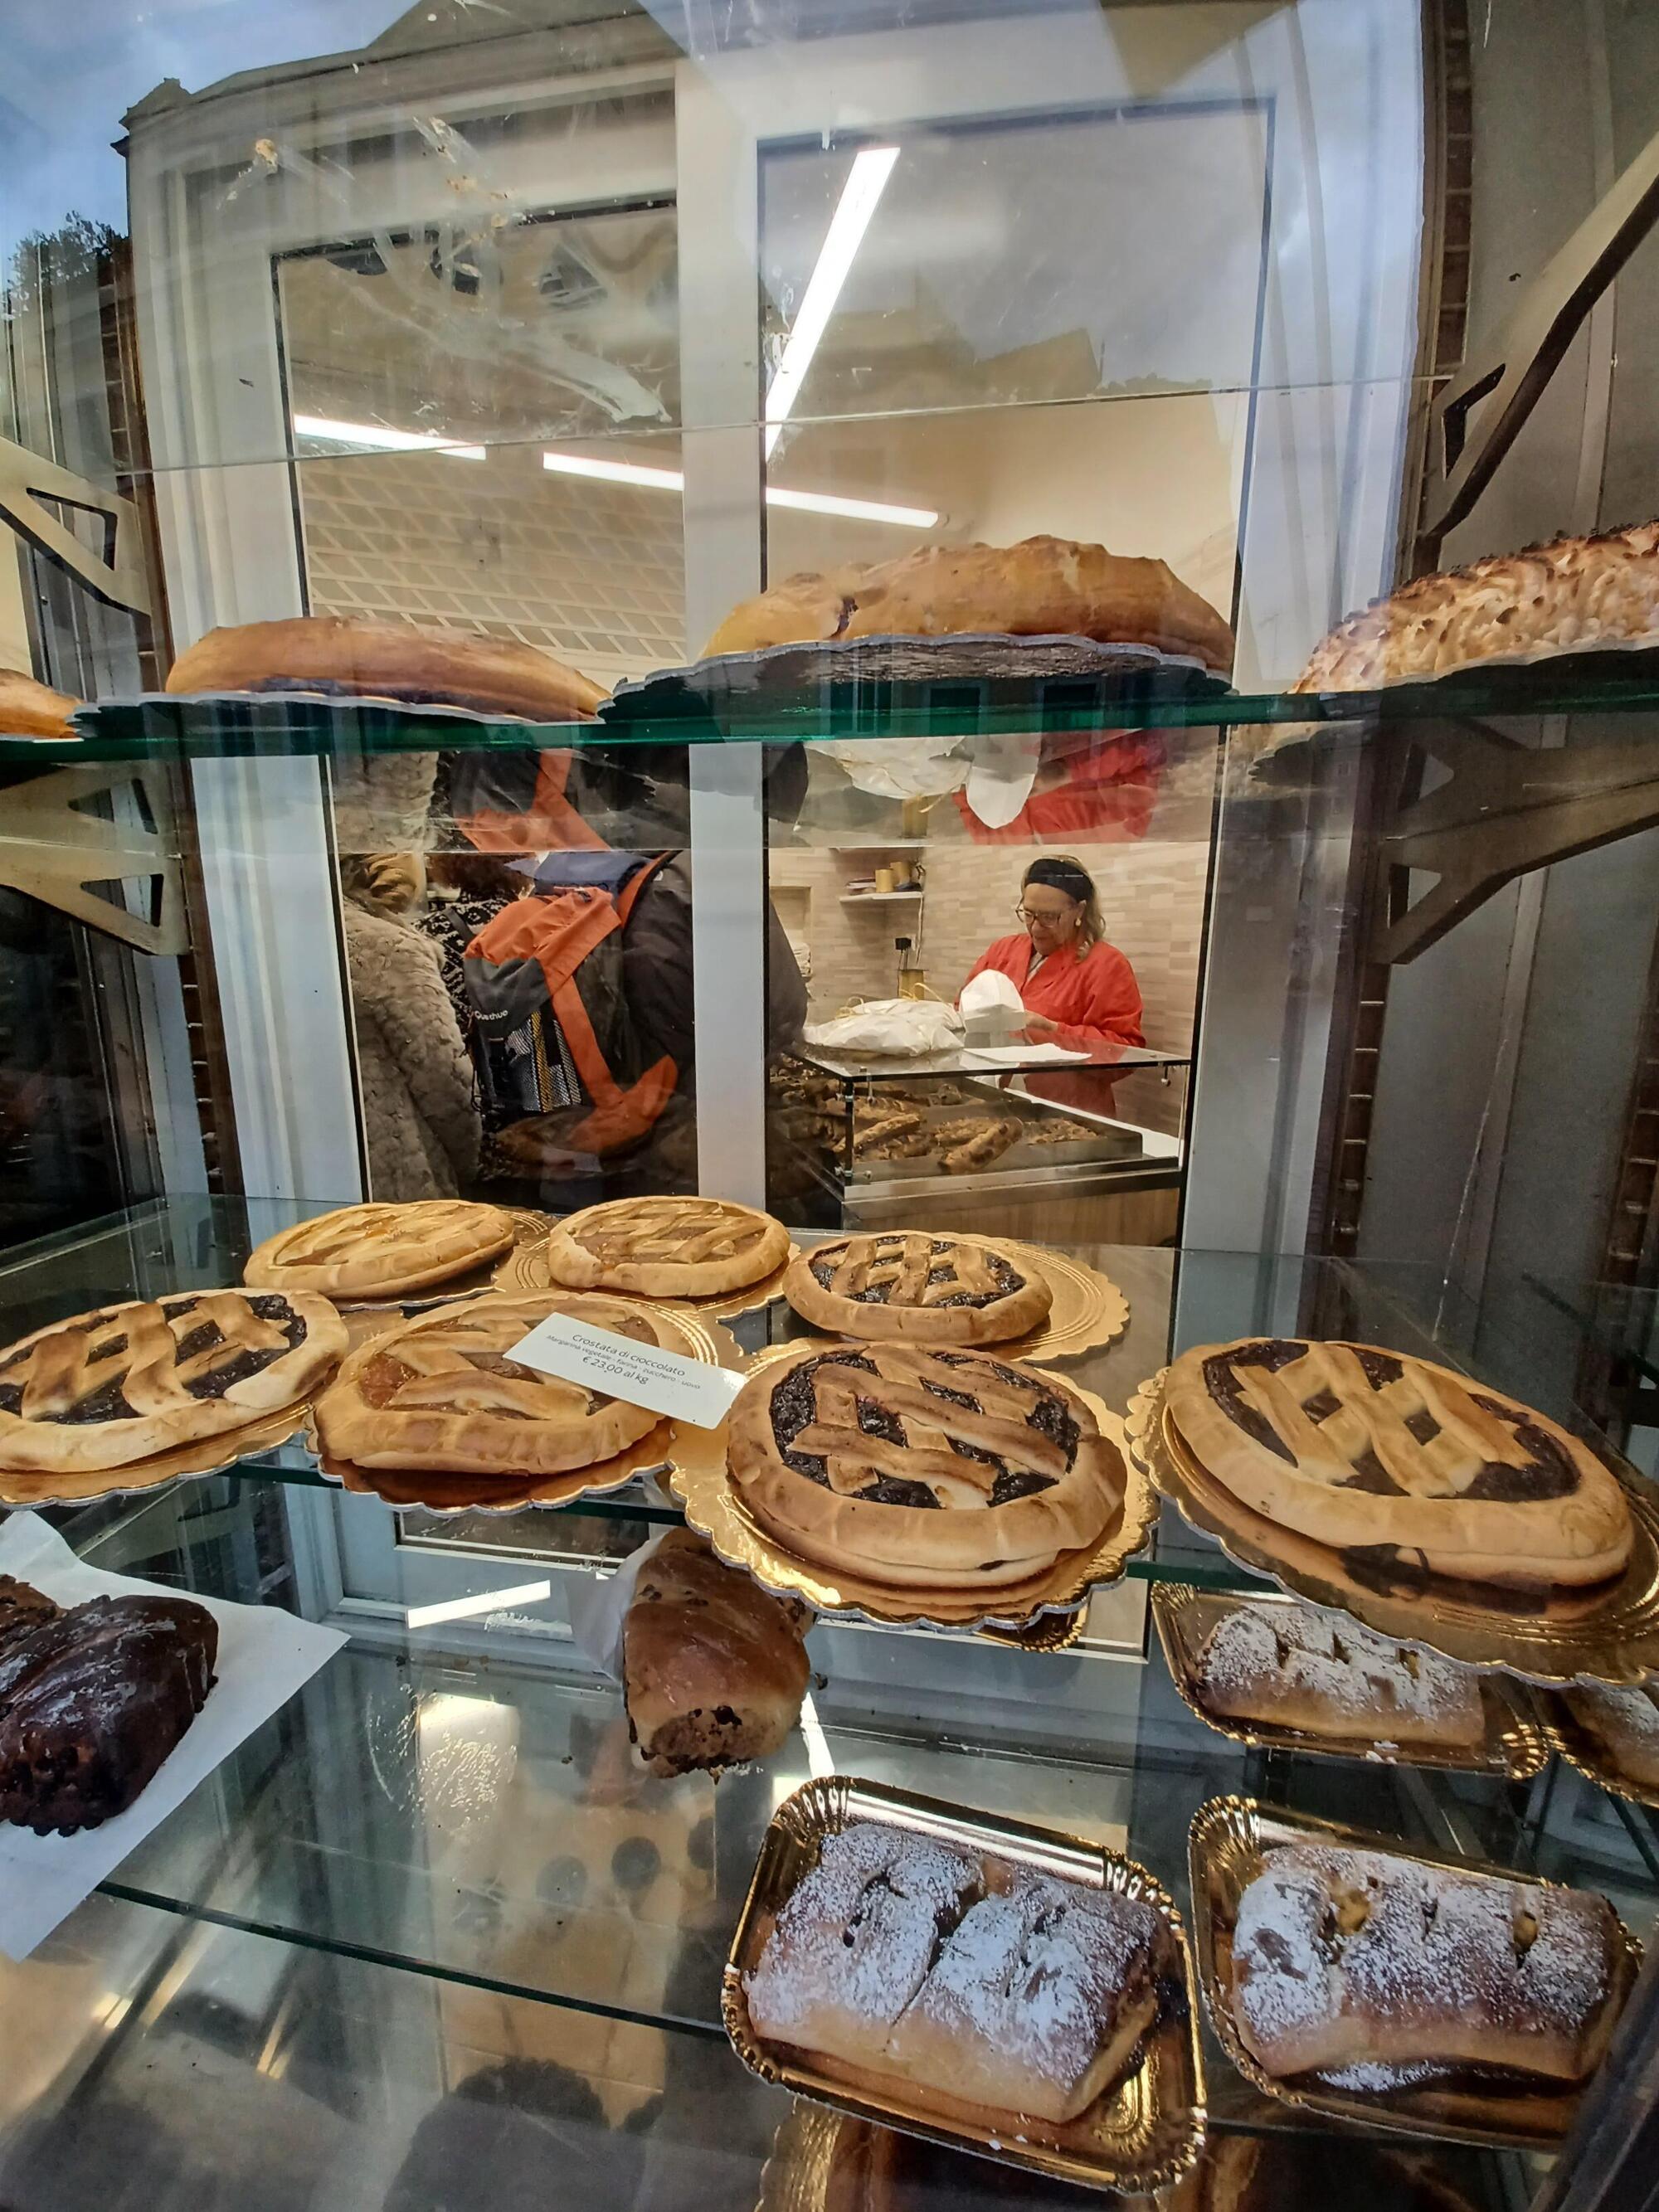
314, 1291, 669, 1476
0, 1574, 218, 1835
727, 1342, 1120, 1588
0, 1291, 347, 1473
784, 1233, 1052, 1347
1165, 1339, 1632, 1590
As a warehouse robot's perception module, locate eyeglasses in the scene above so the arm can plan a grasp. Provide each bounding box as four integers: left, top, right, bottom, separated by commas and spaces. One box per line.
1014, 902, 1076, 925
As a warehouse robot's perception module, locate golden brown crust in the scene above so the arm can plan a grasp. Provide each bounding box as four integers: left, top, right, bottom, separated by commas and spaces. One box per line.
1292, 522, 1659, 691
1564, 1683, 1659, 1790
0, 668, 80, 740
727, 1341, 1120, 1588
543, 1198, 790, 1296
0, 1291, 346, 1472
705, 535, 1234, 672
166, 616, 607, 719
783, 1233, 1051, 1346
622, 1529, 810, 1774
244, 1201, 515, 1299
313, 1290, 667, 1475
1165, 1338, 1632, 1590
1191, 1600, 1486, 1748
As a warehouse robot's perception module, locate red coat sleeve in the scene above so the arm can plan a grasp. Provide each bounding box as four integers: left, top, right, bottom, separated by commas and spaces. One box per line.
1044, 945, 1145, 1054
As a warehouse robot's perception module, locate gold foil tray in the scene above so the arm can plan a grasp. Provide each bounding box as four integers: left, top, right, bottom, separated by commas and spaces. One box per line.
494, 1229, 799, 1320
339, 1207, 555, 1313
1188, 1794, 1642, 2149
0, 1398, 313, 1510
304, 1301, 742, 1518
1126, 1369, 1659, 1687
1151, 1584, 1549, 1779
671, 1351, 1155, 1631
727, 1775, 1206, 2195
1543, 1690, 1659, 1811
988, 1242, 1130, 1364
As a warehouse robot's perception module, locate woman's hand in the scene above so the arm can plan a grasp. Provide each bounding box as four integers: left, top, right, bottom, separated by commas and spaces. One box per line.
1020, 1014, 1061, 1041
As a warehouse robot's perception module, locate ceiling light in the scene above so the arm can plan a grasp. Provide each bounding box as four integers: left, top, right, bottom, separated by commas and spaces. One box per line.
292, 412, 486, 460
406, 1579, 552, 1628
542, 449, 935, 527
764, 145, 899, 459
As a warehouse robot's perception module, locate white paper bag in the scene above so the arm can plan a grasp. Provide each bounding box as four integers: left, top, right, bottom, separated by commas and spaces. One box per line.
803, 998, 966, 1057
0, 1513, 346, 1958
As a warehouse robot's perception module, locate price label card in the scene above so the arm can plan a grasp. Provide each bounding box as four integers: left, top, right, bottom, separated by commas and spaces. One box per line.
508, 1313, 746, 1430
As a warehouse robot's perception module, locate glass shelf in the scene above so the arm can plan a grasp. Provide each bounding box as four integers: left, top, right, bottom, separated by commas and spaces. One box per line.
791, 1041, 1192, 1083
7, 658, 1659, 765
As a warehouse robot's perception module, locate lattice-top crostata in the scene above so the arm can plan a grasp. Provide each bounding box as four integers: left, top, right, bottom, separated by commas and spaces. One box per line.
0, 1291, 347, 1471
244, 1199, 515, 1299
727, 1341, 1121, 1589
1165, 1338, 1632, 1589
314, 1291, 674, 1476
542, 1197, 789, 1297
783, 1232, 1052, 1346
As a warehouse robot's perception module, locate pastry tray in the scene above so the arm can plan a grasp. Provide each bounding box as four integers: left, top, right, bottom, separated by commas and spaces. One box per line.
1542, 1690, 1659, 1811
1187, 1794, 1642, 2149
1126, 1368, 1659, 1687
301, 1302, 742, 1517
725, 1775, 1206, 2195
494, 1232, 800, 1322
0, 1398, 314, 1510
601, 634, 1228, 728
1151, 1584, 1550, 1779
337, 1207, 555, 1314
670, 1351, 1155, 1632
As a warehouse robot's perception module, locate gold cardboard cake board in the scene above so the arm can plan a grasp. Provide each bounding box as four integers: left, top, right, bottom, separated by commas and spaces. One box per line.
727, 1775, 1206, 2195
1126, 1369, 1659, 1687
1187, 1794, 1642, 2150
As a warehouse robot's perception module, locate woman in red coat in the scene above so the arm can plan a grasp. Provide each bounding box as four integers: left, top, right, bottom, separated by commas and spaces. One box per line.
961, 854, 1145, 1053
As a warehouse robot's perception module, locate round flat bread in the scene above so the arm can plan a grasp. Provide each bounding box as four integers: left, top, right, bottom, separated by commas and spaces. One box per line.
727, 1341, 1119, 1589
245, 1201, 515, 1299
1165, 1337, 1632, 1589
314, 1291, 672, 1475
0, 1291, 346, 1473
542, 1198, 789, 1297
783, 1233, 1051, 1346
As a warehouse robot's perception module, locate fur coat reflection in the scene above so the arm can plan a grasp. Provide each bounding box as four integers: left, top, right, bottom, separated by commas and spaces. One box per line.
342, 892, 480, 1200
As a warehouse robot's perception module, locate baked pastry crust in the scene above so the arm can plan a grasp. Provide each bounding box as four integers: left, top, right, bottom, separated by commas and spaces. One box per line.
1564, 1682, 1659, 1791
784, 1233, 1051, 1346
542, 1197, 790, 1296
1292, 522, 1659, 691
1192, 1600, 1484, 1748
313, 1291, 669, 1475
622, 1529, 810, 1775
1165, 1338, 1632, 1589
1232, 1843, 1623, 2084
0, 1581, 219, 1835
0, 1291, 347, 1473
0, 667, 80, 740
727, 1342, 1120, 1588
166, 615, 606, 719
705, 535, 1235, 672
245, 1200, 516, 1298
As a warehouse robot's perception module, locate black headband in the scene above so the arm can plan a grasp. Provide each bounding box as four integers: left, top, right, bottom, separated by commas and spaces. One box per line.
1024, 857, 1093, 905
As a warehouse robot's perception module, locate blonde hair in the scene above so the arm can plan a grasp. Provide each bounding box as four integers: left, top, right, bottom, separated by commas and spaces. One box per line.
340, 852, 425, 918
1022, 853, 1102, 955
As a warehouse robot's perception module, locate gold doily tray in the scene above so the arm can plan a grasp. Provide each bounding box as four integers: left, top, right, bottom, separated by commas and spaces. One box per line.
299, 1302, 742, 1518
1126, 1369, 1659, 1687
725, 1775, 1206, 2196
670, 1355, 1155, 1632
1542, 1694, 1659, 1812
1151, 1584, 1549, 1780
0, 1400, 312, 1510
338, 1208, 555, 1314
1188, 1794, 1642, 2150
494, 1232, 800, 1322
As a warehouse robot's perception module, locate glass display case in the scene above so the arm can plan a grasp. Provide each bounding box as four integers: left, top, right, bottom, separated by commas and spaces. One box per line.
6, 2, 1659, 2208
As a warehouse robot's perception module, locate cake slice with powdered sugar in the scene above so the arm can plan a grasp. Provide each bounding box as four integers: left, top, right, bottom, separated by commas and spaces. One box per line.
1193, 1601, 1484, 1748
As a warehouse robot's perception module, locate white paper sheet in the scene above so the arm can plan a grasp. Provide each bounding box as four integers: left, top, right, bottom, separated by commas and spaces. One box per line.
957, 1042, 1090, 1067
0, 1513, 347, 1959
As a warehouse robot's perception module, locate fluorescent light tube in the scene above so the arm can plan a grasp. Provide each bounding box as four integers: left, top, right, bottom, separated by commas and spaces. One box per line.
764, 145, 900, 459
293, 412, 487, 460
542, 449, 934, 527
406, 1578, 552, 1628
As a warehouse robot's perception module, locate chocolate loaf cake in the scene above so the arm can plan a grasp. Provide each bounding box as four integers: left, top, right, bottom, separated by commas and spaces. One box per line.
0, 1578, 219, 1835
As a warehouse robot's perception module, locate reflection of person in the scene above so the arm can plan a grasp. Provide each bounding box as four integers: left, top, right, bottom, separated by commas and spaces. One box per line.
961, 854, 1144, 1053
